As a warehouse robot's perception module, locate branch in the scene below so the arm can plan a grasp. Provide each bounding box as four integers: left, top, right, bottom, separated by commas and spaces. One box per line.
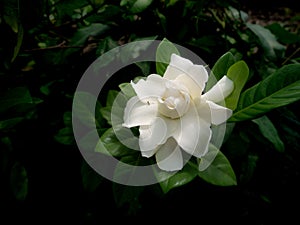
24, 41, 83, 52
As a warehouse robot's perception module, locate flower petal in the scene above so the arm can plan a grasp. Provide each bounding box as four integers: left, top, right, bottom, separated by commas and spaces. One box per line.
155, 138, 183, 171
164, 54, 208, 93
174, 74, 202, 100
131, 74, 166, 103
139, 117, 177, 157
206, 101, 232, 125
202, 76, 234, 103
173, 104, 212, 158
123, 96, 158, 128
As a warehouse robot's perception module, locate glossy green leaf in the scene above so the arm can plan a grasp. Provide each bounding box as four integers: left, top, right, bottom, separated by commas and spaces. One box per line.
10, 162, 28, 201
198, 144, 237, 186
98, 127, 135, 157
247, 23, 286, 60
230, 64, 300, 122
205, 52, 236, 91
252, 115, 285, 152
156, 38, 180, 75
225, 60, 249, 110
158, 163, 198, 193
81, 161, 103, 192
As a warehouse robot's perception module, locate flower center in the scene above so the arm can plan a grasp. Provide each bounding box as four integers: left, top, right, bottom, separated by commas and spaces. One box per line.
158, 81, 191, 119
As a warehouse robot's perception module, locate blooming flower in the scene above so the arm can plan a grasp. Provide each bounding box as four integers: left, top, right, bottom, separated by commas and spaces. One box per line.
123, 54, 234, 171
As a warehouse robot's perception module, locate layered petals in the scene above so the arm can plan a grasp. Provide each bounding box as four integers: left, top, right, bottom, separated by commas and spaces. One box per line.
122, 54, 234, 172
131, 74, 166, 103
164, 54, 208, 95
139, 117, 177, 157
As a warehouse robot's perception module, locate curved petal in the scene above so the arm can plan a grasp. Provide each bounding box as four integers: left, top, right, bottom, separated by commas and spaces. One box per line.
202, 76, 234, 103
173, 104, 212, 158
131, 74, 166, 103
175, 74, 202, 100
139, 117, 168, 157
164, 54, 208, 93
139, 117, 177, 157
155, 138, 183, 171
206, 101, 232, 125
123, 96, 158, 128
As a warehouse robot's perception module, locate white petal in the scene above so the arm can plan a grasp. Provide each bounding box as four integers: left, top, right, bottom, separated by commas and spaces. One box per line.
123, 96, 158, 128
139, 117, 168, 157
131, 74, 166, 103
155, 138, 183, 171
175, 74, 202, 100
173, 104, 212, 158
164, 54, 208, 93
202, 76, 234, 103
206, 101, 232, 125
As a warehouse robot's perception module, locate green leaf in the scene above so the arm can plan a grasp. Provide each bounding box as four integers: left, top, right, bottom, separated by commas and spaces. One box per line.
121, 0, 153, 13
266, 23, 300, 45
72, 91, 103, 128
239, 154, 259, 184
158, 163, 198, 194
198, 145, 237, 186
63, 111, 72, 127
99, 106, 112, 125
106, 90, 119, 107
98, 127, 135, 157
113, 154, 150, 186
118, 82, 136, 99
54, 127, 74, 145
10, 162, 28, 201
113, 182, 143, 213
11, 25, 23, 62
135, 62, 151, 76
225, 60, 249, 110
131, 0, 153, 13
205, 52, 236, 91
156, 38, 180, 75
0, 87, 32, 113
252, 115, 285, 152
0, 117, 23, 130
81, 161, 103, 192
246, 23, 286, 60
230, 64, 300, 122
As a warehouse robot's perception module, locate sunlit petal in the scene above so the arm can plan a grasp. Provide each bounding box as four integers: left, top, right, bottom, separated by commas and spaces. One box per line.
123, 96, 158, 128
202, 76, 234, 103
155, 138, 183, 171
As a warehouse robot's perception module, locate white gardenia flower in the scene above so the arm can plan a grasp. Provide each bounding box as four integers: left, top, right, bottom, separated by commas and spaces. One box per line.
123, 54, 234, 171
